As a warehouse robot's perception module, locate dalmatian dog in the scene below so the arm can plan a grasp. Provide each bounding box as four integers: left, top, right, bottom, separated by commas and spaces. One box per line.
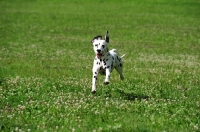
91, 31, 125, 94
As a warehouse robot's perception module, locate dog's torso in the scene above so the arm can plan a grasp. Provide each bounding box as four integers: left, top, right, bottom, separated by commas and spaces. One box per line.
93, 49, 122, 75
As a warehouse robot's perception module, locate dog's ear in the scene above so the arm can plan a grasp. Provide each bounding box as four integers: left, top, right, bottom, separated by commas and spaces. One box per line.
105, 31, 109, 43
91, 36, 102, 43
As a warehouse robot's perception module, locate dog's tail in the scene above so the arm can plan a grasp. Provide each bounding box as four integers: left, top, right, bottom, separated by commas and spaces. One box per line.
120, 54, 126, 59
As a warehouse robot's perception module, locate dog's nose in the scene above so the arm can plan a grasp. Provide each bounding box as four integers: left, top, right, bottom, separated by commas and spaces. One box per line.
97, 49, 101, 53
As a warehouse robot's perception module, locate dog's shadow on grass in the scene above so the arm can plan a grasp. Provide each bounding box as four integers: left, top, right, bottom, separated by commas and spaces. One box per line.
116, 89, 150, 101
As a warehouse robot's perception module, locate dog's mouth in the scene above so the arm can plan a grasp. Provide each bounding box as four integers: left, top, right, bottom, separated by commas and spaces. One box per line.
96, 53, 102, 58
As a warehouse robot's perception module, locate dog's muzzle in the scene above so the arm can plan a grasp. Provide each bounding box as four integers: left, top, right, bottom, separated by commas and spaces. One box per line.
96, 49, 103, 58
96, 53, 102, 59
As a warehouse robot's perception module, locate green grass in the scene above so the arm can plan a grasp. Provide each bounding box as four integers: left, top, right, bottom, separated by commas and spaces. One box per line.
0, 0, 200, 131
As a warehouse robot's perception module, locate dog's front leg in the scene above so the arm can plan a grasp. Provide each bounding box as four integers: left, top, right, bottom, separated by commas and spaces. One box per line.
92, 71, 98, 93
104, 67, 111, 85
91, 64, 99, 93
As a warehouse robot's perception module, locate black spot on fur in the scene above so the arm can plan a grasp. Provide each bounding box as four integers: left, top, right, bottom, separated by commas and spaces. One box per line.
96, 62, 101, 65
100, 59, 102, 61
94, 76, 97, 80
112, 57, 114, 60
107, 66, 110, 69
119, 63, 122, 67
117, 56, 121, 61
95, 72, 97, 74
106, 59, 108, 61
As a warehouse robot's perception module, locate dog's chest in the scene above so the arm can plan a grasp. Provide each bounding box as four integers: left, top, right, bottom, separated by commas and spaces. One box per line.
94, 54, 116, 75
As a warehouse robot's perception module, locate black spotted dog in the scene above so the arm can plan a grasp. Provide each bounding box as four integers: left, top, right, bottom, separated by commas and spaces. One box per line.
91, 31, 125, 94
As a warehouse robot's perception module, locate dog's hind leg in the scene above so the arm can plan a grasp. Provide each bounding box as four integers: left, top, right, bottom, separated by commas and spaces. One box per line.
116, 54, 125, 80
115, 61, 124, 80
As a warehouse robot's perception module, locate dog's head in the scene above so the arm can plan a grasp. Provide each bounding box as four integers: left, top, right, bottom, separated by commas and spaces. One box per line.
91, 31, 109, 59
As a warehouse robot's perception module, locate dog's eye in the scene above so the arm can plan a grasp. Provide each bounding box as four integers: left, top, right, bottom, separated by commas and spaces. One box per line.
95, 44, 98, 47
102, 45, 105, 48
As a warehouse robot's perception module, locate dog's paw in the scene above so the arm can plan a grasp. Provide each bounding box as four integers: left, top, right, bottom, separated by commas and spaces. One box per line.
104, 81, 110, 85
91, 90, 96, 94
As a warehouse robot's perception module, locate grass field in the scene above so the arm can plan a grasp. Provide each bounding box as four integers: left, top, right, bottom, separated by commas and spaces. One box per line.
0, 0, 200, 131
